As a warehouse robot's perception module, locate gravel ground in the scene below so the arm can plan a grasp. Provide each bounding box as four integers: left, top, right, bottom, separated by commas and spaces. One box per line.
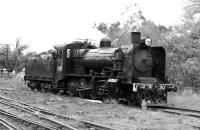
0, 78, 200, 130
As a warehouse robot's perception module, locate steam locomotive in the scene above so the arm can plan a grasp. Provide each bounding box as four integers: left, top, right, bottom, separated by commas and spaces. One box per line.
24, 32, 177, 106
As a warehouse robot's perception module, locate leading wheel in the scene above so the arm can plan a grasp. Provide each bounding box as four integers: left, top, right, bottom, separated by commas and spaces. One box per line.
41, 83, 47, 93
36, 83, 41, 92
127, 90, 138, 106
78, 91, 87, 98
78, 79, 88, 98
52, 89, 59, 94
89, 89, 97, 100
88, 79, 97, 100
68, 86, 76, 96
68, 80, 77, 96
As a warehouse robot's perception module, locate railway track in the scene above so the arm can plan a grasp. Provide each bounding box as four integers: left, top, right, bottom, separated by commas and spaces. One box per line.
148, 105, 200, 117
148, 105, 200, 129
0, 95, 116, 130
0, 117, 19, 130
0, 109, 56, 130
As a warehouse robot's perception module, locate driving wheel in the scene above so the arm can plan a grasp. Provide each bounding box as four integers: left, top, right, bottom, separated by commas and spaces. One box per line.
127, 90, 138, 106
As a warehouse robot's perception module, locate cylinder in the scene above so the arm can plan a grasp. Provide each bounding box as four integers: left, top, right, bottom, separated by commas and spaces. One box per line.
131, 32, 141, 44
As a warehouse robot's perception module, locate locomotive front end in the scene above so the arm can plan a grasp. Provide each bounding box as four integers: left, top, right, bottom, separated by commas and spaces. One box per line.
123, 32, 177, 105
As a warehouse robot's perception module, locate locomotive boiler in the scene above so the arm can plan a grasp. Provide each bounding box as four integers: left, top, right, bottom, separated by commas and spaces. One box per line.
24, 32, 177, 106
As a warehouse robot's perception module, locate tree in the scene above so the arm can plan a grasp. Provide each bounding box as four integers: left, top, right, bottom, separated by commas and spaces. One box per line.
136, 20, 170, 46
0, 39, 29, 73
184, 0, 200, 20
0, 44, 12, 71
94, 10, 146, 47
13, 38, 29, 72
25, 51, 37, 59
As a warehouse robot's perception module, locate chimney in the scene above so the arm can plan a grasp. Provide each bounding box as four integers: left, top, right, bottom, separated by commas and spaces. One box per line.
131, 32, 141, 44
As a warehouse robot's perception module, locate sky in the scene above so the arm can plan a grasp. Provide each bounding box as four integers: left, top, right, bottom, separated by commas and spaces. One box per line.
0, 0, 185, 53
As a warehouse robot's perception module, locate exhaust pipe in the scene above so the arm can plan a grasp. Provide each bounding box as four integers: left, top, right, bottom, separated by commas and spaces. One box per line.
131, 32, 141, 44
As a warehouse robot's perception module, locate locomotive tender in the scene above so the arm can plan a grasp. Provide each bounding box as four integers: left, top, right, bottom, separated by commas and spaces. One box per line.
24, 32, 177, 106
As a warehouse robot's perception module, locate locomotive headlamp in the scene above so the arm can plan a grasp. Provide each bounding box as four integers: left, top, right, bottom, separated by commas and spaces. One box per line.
145, 37, 152, 46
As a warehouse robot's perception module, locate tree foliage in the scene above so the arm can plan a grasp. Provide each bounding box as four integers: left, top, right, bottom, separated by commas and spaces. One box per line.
0, 39, 33, 73
0, 45, 13, 72
13, 38, 29, 72
95, 10, 146, 46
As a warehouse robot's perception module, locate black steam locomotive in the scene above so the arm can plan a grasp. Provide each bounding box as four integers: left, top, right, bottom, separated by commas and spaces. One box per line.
24, 32, 177, 106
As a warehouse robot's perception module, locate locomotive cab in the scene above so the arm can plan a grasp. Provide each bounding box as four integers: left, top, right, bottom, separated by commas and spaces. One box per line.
54, 44, 66, 80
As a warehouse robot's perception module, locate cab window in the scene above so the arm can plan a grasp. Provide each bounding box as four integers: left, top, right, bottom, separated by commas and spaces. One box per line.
66, 49, 71, 58
57, 50, 63, 59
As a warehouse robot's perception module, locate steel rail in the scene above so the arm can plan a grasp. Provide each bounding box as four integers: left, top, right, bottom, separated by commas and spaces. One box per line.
81, 120, 116, 130
156, 109, 200, 119
26, 104, 116, 130
0, 95, 116, 130
0, 118, 19, 130
148, 105, 200, 129
0, 109, 56, 130
148, 105, 200, 114
0, 99, 79, 130
148, 105, 200, 117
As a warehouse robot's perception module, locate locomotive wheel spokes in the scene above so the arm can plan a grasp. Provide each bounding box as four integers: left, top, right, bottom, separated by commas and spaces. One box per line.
63, 89, 68, 94
40, 83, 45, 92
89, 89, 97, 100
36, 83, 41, 91
153, 94, 161, 104
163, 93, 167, 103
42, 83, 50, 92
88, 79, 97, 100
158, 94, 166, 104
157, 96, 162, 104
52, 89, 59, 94
78, 79, 87, 98
78, 90, 87, 98
51, 83, 59, 94
68, 80, 77, 96
147, 90, 154, 104
127, 90, 138, 106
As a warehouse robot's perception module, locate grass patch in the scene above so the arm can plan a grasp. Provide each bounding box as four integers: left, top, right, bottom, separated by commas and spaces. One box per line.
168, 87, 200, 110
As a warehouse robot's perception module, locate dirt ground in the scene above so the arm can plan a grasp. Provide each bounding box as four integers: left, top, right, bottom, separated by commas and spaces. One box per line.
1, 78, 200, 130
